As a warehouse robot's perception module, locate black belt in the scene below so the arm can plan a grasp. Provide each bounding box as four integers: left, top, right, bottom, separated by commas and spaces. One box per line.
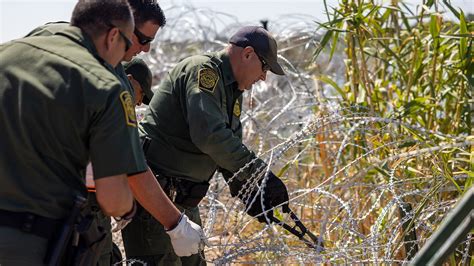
0, 209, 62, 239
157, 175, 209, 208
141, 137, 210, 208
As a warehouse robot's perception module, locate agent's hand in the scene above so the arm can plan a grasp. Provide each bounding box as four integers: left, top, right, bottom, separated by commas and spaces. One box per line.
166, 213, 204, 257
231, 171, 289, 223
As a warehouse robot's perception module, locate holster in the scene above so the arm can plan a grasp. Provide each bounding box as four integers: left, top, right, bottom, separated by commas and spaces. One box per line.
157, 175, 209, 208
44, 196, 108, 266
69, 213, 107, 266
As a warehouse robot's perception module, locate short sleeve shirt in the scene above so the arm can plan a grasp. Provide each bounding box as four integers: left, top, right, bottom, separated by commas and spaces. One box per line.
0, 26, 146, 219
26, 22, 147, 178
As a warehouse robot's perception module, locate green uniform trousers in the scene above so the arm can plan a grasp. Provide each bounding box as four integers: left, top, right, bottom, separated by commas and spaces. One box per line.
0, 226, 49, 265
88, 194, 119, 266
95, 211, 113, 266
0, 200, 117, 266
122, 204, 206, 266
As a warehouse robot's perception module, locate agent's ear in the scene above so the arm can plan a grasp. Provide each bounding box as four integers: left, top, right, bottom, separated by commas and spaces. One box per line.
242, 46, 255, 61
105, 27, 120, 51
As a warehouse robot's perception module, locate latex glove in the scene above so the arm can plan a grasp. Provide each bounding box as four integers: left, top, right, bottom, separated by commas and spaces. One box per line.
111, 201, 136, 233
166, 213, 204, 257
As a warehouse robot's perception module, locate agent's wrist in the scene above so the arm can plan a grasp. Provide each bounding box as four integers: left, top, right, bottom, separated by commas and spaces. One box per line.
115, 201, 137, 221
165, 212, 185, 231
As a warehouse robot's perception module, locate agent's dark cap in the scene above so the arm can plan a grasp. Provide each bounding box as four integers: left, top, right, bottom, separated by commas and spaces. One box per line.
123, 58, 153, 104
229, 26, 285, 75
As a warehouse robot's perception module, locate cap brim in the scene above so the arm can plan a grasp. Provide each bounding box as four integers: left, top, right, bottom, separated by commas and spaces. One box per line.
269, 60, 285, 75
142, 88, 154, 105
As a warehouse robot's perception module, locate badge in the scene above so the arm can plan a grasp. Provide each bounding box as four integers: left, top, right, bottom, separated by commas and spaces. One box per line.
119, 91, 137, 127
233, 99, 241, 117
198, 68, 219, 92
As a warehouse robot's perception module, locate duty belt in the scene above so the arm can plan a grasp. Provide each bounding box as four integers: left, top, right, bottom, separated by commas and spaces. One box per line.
156, 175, 209, 208
141, 136, 210, 208
0, 209, 62, 239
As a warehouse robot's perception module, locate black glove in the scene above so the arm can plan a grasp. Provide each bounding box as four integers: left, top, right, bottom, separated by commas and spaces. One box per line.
227, 170, 289, 223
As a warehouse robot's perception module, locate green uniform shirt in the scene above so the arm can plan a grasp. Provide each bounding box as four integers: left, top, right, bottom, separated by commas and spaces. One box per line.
0, 26, 147, 219
140, 51, 264, 183
25, 21, 70, 38
27, 22, 144, 173
26, 22, 137, 99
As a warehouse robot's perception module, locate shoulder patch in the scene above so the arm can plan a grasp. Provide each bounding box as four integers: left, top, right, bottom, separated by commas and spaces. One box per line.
119, 91, 137, 127
198, 68, 219, 92
233, 99, 241, 117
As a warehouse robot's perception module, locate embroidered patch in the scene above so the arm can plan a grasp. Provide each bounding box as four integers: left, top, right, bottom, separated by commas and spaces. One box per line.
198, 68, 219, 92
233, 99, 241, 117
119, 91, 137, 127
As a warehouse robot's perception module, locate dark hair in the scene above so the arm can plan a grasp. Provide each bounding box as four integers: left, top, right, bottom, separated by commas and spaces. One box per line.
128, 0, 166, 28
71, 0, 133, 38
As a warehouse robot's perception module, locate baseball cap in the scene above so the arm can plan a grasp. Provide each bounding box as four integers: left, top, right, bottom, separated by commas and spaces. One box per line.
229, 26, 285, 75
123, 58, 153, 104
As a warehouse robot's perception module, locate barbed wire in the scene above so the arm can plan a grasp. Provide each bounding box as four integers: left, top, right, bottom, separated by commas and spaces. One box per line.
119, 5, 474, 265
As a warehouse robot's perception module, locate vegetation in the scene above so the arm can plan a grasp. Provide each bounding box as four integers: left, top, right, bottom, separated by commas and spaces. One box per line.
136, 1, 473, 264
304, 0, 473, 263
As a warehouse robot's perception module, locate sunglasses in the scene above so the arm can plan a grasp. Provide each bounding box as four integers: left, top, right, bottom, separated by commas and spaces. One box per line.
255, 52, 271, 72
107, 23, 132, 52
134, 28, 154, 45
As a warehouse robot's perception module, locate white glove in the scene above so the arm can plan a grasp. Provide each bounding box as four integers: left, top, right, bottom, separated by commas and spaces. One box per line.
166, 213, 204, 257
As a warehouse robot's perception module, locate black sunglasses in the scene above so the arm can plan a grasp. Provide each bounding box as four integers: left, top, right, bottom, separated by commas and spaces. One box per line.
134, 28, 154, 45
107, 23, 132, 52
255, 52, 271, 72
230, 41, 271, 72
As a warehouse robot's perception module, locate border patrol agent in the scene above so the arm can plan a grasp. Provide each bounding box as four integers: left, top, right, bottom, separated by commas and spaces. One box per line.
82, 58, 155, 265
25, 0, 165, 104
122, 26, 291, 265
123, 57, 154, 106
0, 1, 140, 264
25, 1, 205, 263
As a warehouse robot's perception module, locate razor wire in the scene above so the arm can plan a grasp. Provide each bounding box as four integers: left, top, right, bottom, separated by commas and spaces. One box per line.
114, 5, 473, 265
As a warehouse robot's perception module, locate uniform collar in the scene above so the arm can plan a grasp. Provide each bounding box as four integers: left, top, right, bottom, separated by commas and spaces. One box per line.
55, 26, 114, 70
215, 51, 236, 86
